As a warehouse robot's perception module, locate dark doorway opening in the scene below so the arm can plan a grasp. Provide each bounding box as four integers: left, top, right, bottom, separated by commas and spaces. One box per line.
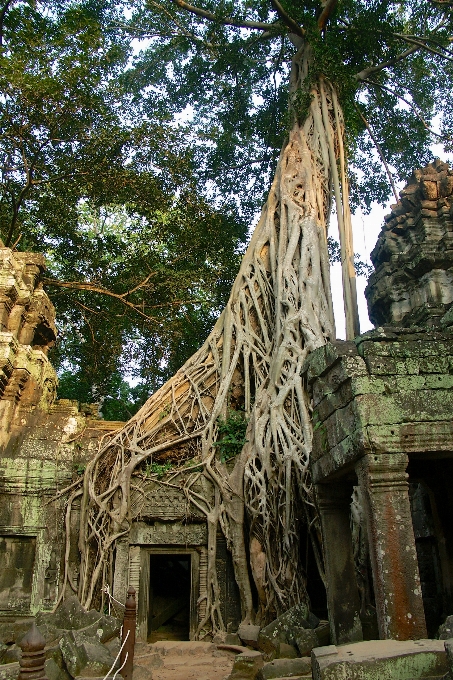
147, 554, 191, 642
408, 457, 453, 637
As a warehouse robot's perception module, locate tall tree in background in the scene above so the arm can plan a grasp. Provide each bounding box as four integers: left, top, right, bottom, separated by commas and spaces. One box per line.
73, 0, 453, 629
0, 0, 247, 414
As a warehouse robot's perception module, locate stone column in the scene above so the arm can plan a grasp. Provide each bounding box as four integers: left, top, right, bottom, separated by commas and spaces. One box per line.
356, 453, 427, 640
315, 482, 363, 644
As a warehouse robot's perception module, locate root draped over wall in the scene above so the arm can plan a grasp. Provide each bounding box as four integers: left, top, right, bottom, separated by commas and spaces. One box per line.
71, 43, 358, 633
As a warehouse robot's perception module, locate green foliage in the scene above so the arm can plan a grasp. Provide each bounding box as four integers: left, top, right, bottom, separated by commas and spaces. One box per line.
4, 0, 453, 418
214, 409, 248, 463
126, 0, 453, 214
144, 461, 173, 479
1, 0, 247, 416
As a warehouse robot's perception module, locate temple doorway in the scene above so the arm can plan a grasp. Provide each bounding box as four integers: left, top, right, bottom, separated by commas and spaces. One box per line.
147, 553, 192, 642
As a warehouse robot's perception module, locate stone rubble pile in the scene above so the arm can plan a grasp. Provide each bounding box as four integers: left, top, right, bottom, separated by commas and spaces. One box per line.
0, 597, 121, 680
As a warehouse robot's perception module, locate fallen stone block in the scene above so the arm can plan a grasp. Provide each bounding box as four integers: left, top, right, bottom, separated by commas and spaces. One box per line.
289, 628, 318, 657
131, 650, 162, 669
45, 658, 72, 680
439, 616, 453, 640
36, 598, 121, 646
1, 646, 20, 664
0, 663, 19, 680
258, 605, 318, 661
311, 639, 448, 680
313, 623, 330, 648
278, 644, 298, 659
258, 657, 312, 679
132, 664, 154, 680
225, 633, 243, 646
257, 632, 280, 662
238, 625, 261, 649
60, 630, 113, 678
229, 649, 264, 680
36, 597, 98, 632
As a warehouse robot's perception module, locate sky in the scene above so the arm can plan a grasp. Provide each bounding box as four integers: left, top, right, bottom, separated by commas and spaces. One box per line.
330, 202, 387, 339
331, 136, 453, 339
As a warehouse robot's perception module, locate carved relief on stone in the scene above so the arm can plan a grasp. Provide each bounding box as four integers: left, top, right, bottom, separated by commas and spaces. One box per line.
366, 159, 453, 327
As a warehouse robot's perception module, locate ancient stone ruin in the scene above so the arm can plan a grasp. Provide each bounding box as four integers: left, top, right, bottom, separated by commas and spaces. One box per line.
2, 160, 453, 680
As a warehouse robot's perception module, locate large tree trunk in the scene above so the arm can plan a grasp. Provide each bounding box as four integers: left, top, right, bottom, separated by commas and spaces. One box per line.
74, 43, 357, 630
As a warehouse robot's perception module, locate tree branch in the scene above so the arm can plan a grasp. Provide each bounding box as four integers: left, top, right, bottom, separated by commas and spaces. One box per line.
355, 104, 399, 202
317, 0, 338, 31
172, 0, 279, 31
393, 33, 453, 62
364, 78, 451, 141
43, 278, 205, 320
147, 2, 216, 49
270, 0, 304, 37
355, 45, 419, 81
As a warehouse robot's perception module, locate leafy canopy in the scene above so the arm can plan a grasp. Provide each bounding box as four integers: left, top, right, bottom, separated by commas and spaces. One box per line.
0, 0, 247, 417
126, 0, 453, 213
3, 0, 453, 417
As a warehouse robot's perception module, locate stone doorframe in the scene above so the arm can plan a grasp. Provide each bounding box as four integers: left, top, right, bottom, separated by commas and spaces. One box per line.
315, 453, 427, 644
135, 547, 200, 641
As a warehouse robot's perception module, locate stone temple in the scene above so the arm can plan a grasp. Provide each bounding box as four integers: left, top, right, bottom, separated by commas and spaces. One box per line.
1, 160, 453, 668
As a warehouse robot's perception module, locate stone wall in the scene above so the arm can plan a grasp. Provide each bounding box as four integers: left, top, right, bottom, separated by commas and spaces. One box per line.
0, 246, 241, 639
0, 247, 124, 618
305, 160, 453, 645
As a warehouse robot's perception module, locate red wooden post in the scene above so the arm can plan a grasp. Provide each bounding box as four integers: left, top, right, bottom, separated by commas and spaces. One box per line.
18, 621, 48, 680
120, 586, 136, 680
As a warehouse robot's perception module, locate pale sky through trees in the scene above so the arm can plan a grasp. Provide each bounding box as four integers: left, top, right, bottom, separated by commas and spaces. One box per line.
332, 135, 453, 338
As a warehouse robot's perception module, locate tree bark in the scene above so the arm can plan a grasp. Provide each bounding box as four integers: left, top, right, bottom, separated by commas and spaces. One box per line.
74, 41, 358, 629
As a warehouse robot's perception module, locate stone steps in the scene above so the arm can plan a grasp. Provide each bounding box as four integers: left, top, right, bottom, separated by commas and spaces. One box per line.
133, 640, 237, 680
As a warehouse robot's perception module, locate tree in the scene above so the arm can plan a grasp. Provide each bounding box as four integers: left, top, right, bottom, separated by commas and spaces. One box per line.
0, 0, 247, 405
68, 0, 453, 628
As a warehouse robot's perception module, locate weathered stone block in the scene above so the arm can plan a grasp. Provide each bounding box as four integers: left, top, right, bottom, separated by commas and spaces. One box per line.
45, 658, 72, 680
438, 615, 453, 640
36, 597, 121, 645
257, 657, 311, 679
59, 630, 113, 678
258, 605, 317, 661
0, 662, 19, 680
314, 623, 330, 648
288, 628, 318, 657
131, 664, 154, 680
0, 620, 35, 645
313, 401, 360, 452
256, 631, 280, 662
229, 649, 264, 680
311, 640, 448, 680
238, 625, 261, 649
303, 342, 359, 385
2, 646, 20, 664
278, 643, 298, 659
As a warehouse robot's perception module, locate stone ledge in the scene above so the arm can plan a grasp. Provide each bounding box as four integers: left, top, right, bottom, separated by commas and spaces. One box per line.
311, 639, 448, 680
